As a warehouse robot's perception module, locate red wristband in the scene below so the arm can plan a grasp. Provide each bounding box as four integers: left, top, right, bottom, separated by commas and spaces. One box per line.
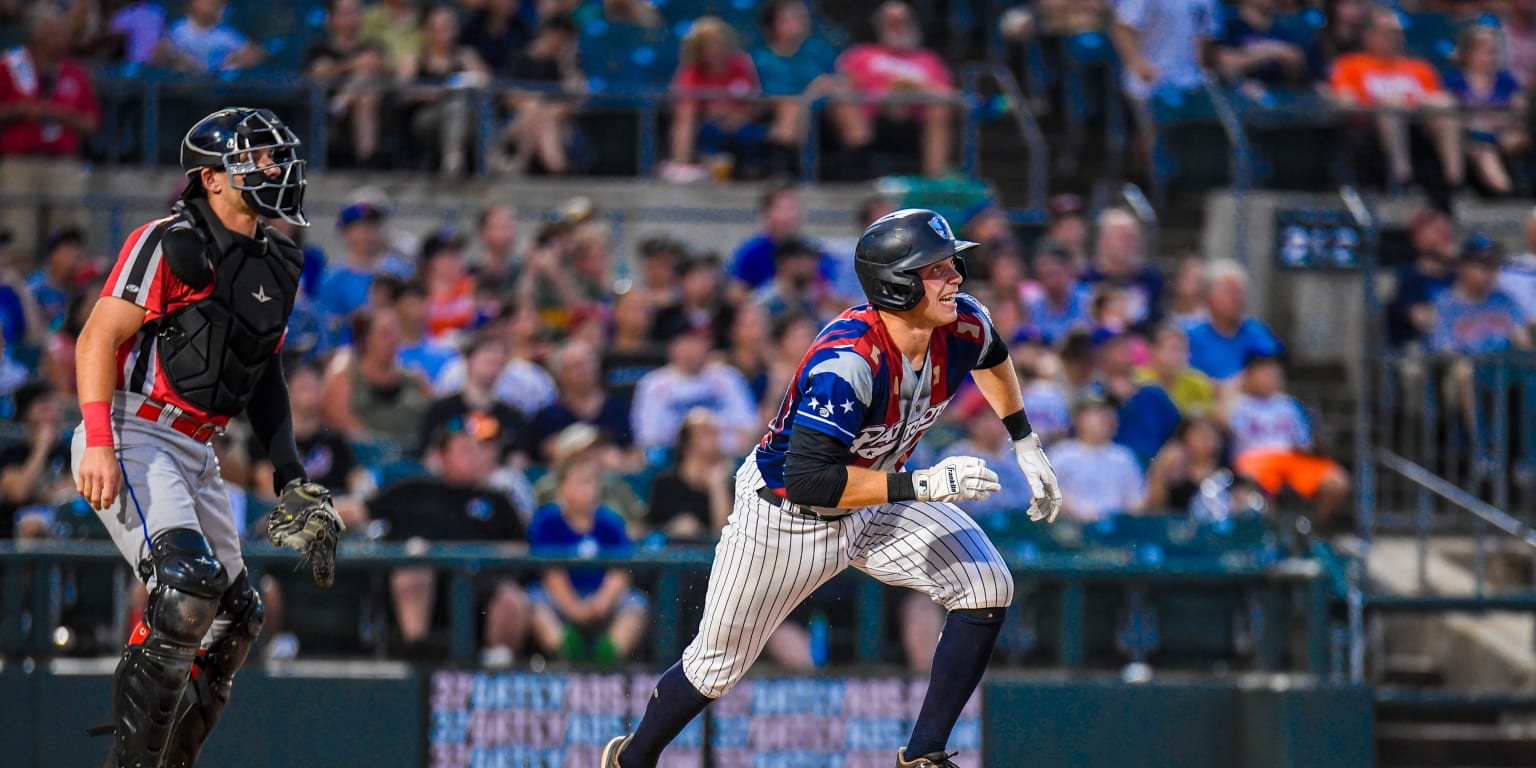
82, 401, 114, 448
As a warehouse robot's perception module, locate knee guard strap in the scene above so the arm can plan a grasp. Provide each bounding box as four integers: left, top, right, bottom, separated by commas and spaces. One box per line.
951, 606, 1007, 624
163, 571, 264, 768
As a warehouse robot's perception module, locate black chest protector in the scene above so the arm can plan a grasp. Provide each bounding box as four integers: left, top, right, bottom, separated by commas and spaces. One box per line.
153, 199, 302, 417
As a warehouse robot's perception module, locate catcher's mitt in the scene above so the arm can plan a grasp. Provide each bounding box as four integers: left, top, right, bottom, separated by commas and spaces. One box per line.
267, 480, 344, 587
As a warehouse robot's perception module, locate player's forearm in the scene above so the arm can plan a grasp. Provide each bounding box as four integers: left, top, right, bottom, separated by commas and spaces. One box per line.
75, 324, 124, 408
246, 357, 307, 495
837, 466, 905, 507
971, 358, 1029, 427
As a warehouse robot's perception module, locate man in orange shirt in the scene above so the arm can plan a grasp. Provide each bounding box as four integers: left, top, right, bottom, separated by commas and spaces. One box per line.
1328, 7, 1462, 199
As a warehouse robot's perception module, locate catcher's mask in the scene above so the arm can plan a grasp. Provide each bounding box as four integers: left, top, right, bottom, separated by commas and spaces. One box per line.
181, 107, 309, 227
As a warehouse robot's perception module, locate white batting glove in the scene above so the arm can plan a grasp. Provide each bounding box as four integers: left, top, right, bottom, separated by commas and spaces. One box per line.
1013, 433, 1063, 523
912, 456, 1001, 503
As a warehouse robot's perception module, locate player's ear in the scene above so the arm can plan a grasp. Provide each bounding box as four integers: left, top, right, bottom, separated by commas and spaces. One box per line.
201, 167, 222, 195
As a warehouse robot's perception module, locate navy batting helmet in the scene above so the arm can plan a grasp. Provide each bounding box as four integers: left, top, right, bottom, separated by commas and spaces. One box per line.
181, 107, 308, 226
853, 208, 976, 312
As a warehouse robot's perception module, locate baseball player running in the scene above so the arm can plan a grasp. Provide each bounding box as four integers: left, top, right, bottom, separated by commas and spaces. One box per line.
604, 208, 1062, 768
73, 107, 343, 768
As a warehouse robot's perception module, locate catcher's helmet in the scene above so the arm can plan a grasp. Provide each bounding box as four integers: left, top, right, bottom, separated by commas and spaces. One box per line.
853, 208, 976, 312
181, 107, 308, 226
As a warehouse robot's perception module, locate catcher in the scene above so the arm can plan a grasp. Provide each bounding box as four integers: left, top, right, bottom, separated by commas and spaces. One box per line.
72, 107, 342, 768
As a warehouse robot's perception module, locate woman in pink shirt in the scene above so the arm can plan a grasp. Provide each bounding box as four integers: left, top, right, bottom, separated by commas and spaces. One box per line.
663, 17, 766, 182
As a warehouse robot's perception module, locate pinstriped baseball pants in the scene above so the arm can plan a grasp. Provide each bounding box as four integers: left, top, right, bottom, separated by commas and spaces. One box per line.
680, 457, 1015, 698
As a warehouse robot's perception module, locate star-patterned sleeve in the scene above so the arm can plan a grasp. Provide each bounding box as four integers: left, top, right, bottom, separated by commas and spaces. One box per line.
793, 347, 872, 446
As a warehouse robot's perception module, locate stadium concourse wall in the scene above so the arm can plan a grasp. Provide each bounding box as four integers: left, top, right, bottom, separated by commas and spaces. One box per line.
0, 663, 1371, 767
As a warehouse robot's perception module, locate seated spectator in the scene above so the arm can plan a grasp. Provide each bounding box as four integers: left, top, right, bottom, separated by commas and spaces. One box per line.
635, 235, 684, 303
41, 290, 92, 396
1094, 329, 1181, 466
753, 238, 833, 324
322, 308, 433, 450
725, 302, 771, 404
396, 5, 489, 175
1431, 233, 1530, 355
1507, 0, 1536, 87
1043, 193, 1090, 273
1184, 259, 1282, 383
533, 423, 644, 522
1087, 286, 1148, 363
248, 362, 372, 528
662, 16, 765, 183
654, 250, 733, 345
370, 412, 531, 660
419, 332, 531, 465
305, 0, 390, 169
1445, 25, 1527, 196
1164, 256, 1207, 327
2, 381, 71, 540
1050, 391, 1147, 523
393, 280, 463, 389
0, 231, 42, 349
1228, 352, 1350, 526
0, 330, 31, 413
500, 14, 584, 176
729, 181, 829, 293
528, 464, 649, 664
318, 202, 415, 333
489, 302, 559, 418
94, 0, 169, 64
646, 408, 731, 539
1026, 244, 1092, 345
751, 0, 848, 175
1136, 323, 1217, 417
26, 227, 83, 331
531, 340, 634, 461
1146, 415, 1231, 513
602, 287, 667, 410
1212, 0, 1322, 92
156, 0, 265, 73
632, 324, 759, 458
472, 203, 520, 293
361, 0, 422, 70
515, 219, 609, 332
1110, 0, 1220, 180
837, 1, 956, 177
418, 229, 476, 340
460, 0, 530, 74
758, 311, 818, 425
1328, 7, 1462, 199
1018, 348, 1071, 444
1386, 207, 1458, 349
1084, 208, 1162, 333
1498, 207, 1536, 331
1321, 0, 1370, 61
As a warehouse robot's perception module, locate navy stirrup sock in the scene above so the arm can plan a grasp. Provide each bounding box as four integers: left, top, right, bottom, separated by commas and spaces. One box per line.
906, 608, 1005, 758
620, 662, 712, 768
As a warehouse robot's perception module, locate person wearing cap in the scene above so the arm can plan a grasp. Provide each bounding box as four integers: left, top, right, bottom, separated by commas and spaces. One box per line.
1091, 327, 1181, 467
531, 422, 645, 527
368, 410, 532, 662
1184, 258, 1282, 383
317, 200, 413, 326
1430, 233, 1530, 356
0, 379, 71, 540
1227, 351, 1350, 527
1386, 206, 1458, 350
1048, 389, 1146, 523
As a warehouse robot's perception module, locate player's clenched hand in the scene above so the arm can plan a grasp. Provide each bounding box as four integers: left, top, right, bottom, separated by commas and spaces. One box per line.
1013, 433, 1062, 523
76, 446, 122, 511
912, 456, 1001, 503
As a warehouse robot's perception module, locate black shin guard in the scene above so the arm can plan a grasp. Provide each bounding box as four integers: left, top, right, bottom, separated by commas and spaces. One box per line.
163, 571, 264, 768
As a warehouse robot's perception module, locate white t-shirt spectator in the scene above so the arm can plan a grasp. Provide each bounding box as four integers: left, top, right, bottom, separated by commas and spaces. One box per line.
1115, 0, 1221, 100
631, 362, 758, 452
489, 359, 558, 418
1050, 439, 1145, 522
1227, 393, 1310, 456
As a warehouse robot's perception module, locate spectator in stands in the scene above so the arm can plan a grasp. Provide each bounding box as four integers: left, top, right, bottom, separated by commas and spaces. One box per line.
1164, 255, 1207, 327
362, 0, 422, 70
1498, 207, 1536, 330
1051, 390, 1147, 523
460, 0, 530, 74
157, 0, 265, 73
490, 302, 558, 418
248, 362, 372, 527
418, 229, 476, 340
837, 1, 956, 177
728, 181, 822, 292
473, 204, 520, 293
635, 235, 683, 303
500, 13, 585, 176
751, 0, 848, 176
25, 227, 83, 332
305, 0, 389, 169
1085, 208, 1163, 333
531, 339, 633, 461
654, 250, 733, 345
1386, 207, 1458, 349
398, 6, 490, 175
1505, 0, 1536, 86
1328, 7, 1463, 198
646, 408, 731, 539
532, 422, 644, 520
0, 380, 71, 540
318, 202, 414, 329
757, 311, 817, 425
1027, 243, 1092, 345
0, 323, 31, 412
1185, 259, 1282, 383
372, 412, 531, 661
0, 5, 99, 256
1431, 232, 1530, 355
0, 231, 43, 351
517, 221, 609, 332
602, 287, 666, 411
1044, 193, 1089, 273
631, 324, 759, 457
753, 238, 831, 324
419, 332, 531, 466
322, 308, 433, 450
1446, 25, 1527, 196
90, 0, 168, 64
40, 290, 92, 397
1110, 0, 1219, 179
1137, 323, 1217, 417
1320, 0, 1370, 61
1018, 348, 1071, 444
528, 462, 649, 664
663, 16, 765, 183
725, 302, 771, 404
1228, 352, 1350, 526
575, 0, 662, 29
1146, 415, 1231, 513
1212, 0, 1322, 91
1094, 329, 1181, 467
393, 280, 462, 390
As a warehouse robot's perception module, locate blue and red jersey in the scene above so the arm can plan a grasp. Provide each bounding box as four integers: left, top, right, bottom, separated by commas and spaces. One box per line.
754, 293, 1006, 489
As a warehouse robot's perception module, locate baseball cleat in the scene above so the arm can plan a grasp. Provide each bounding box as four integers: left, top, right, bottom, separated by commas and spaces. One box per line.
601, 735, 631, 767
896, 748, 962, 768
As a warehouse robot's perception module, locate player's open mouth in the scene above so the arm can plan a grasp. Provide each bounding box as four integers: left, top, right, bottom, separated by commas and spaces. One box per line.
939, 294, 957, 306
